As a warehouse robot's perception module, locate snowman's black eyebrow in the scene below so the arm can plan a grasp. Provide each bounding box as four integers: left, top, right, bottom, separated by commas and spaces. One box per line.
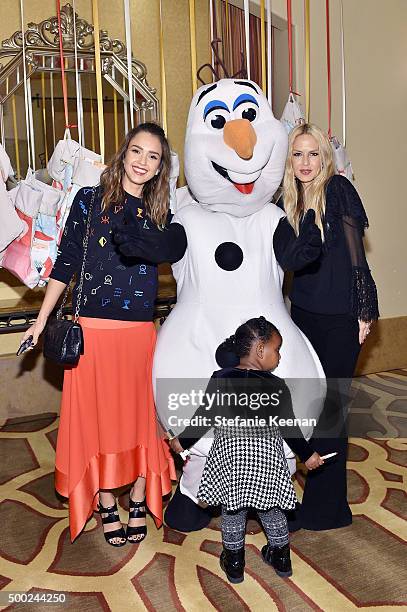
196, 83, 218, 105
234, 80, 259, 94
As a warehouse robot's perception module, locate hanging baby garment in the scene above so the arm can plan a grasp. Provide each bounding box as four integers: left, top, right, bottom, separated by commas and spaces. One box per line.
47, 133, 101, 185
71, 157, 104, 187
330, 136, 354, 182
0, 143, 14, 180
26, 171, 63, 286
280, 93, 305, 134
1, 181, 43, 287
48, 137, 76, 192
47, 132, 102, 244
0, 144, 25, 255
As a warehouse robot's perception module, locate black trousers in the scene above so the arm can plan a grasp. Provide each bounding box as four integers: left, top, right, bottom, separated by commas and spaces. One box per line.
291, 305, 361, 530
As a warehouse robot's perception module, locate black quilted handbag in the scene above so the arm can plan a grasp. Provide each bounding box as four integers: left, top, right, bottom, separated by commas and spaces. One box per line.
43, 187, 96, 366
43, 318, 84, 365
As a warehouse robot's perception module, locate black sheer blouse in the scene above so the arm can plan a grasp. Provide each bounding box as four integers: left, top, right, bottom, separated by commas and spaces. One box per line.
273, 174, 379, 322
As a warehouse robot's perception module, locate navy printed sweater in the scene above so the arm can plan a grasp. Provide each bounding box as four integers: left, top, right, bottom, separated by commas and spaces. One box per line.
51, 187, 168, 321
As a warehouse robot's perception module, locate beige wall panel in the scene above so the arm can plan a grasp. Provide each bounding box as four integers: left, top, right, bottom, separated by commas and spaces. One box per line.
161, 0, 210, 182
161, 0, 193, 182
340, 0, 407, 320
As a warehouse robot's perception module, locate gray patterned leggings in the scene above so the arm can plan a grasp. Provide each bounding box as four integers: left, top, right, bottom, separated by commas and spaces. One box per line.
221, 506, 289, 551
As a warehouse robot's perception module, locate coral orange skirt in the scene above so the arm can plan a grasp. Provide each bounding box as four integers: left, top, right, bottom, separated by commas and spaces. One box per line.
54, 317, 175, 541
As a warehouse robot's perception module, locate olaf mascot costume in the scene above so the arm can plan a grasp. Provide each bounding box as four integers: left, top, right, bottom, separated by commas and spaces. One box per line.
151, 79, 325, 531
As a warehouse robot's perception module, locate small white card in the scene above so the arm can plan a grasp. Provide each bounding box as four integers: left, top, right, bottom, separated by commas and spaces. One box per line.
321, 452, 338, 460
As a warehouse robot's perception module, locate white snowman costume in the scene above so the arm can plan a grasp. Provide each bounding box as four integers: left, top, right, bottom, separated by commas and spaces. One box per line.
154, 79, 325, 511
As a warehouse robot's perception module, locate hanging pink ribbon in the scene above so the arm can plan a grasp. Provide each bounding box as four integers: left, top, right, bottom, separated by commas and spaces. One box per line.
56, 0, 70, 130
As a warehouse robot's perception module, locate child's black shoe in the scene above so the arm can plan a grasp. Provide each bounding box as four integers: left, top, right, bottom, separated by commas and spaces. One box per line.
261, 543, 292, 577
220, 548, 245, 583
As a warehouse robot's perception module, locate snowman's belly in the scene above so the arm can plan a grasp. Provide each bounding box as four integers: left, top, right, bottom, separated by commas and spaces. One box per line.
153, 205, 325, 431
172, 208, 284, 307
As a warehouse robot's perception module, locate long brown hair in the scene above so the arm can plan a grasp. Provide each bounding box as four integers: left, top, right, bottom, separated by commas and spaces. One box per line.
100, 122, 171, 227
282, 123, 335, 240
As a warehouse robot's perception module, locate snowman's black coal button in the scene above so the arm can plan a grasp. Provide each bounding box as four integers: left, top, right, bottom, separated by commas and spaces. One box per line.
214, 242, 243, 271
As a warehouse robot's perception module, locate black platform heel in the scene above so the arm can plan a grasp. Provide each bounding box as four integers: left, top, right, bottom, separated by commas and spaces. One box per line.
126, 497, 147, 543
98, 502, 126, 547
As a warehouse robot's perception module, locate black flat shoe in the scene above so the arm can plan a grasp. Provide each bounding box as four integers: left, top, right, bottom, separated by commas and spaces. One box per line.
126, 497, 147, 544
220, 548, 245, 584
98, 502, 126, 547
261, 543, 292, 577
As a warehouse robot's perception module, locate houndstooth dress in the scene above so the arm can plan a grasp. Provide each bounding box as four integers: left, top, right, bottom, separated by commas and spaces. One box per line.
197, 423, 297, 511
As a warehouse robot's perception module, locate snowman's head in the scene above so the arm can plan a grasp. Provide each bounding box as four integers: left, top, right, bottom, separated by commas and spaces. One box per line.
184, 78, 288, 217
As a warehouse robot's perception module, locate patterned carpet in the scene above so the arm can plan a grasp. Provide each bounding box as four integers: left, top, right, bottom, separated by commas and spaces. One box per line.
0, 370, 406, 611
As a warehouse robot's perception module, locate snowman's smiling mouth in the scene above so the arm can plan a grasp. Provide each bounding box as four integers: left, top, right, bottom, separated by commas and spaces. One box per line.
212, 161, 230, 181
211, 161, 258, 195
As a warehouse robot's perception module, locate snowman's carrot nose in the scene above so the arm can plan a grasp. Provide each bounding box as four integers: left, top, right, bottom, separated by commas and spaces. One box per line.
223, 118, 257, 160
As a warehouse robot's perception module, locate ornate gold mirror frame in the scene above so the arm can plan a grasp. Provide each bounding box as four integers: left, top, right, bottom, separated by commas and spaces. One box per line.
0, 2, 160, 162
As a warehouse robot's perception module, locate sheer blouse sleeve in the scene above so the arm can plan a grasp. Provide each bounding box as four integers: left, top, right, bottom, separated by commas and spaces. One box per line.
327, 175, 379, 322
342, 215, 379, 321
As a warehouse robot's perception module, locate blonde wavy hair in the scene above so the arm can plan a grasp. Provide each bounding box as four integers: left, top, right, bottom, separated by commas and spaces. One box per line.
282, 123, 335, 239
100, 122, 171, 228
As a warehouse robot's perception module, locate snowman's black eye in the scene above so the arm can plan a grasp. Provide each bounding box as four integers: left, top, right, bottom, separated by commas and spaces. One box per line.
242, 107, 257, 122
211, 115, 227, 129
233, 93, 259, 124
204, 100, 230, 131
204, 107, 230, 131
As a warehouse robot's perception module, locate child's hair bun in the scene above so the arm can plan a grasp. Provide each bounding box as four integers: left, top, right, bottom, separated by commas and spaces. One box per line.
223, 334, 236, 350
215, 334, 239, 368
215, 317, 281, 367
